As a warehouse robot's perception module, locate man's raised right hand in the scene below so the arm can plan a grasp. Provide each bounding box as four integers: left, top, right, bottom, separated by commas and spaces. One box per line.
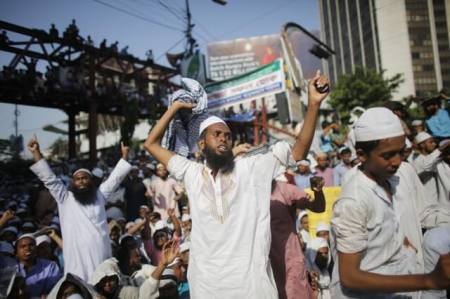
172, 101, 197, 111
27, 135, 43, 161
27, 135, 40, 153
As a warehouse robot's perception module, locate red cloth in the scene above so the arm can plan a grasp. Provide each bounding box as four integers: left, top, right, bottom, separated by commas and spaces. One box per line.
270, 181, 313, 299
314, 167, 335, 187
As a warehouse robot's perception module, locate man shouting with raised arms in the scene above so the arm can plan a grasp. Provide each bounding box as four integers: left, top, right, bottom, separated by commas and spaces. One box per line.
144, 72, 329, 299
28, 137, 132, 281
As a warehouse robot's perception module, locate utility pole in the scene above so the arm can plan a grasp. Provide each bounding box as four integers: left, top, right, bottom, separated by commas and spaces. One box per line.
184, 0, 196, 57
14, 104, 19, 138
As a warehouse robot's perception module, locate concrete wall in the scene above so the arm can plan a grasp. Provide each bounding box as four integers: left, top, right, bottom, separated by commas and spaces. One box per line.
375, 0, 416, 99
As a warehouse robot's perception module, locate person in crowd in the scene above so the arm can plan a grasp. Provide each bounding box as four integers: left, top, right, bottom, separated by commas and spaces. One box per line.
297, 211, 310, 250
138, 205, 151, 221
91, 167, 104, 187
90, 239, 179, 299
28, 137, 132, 281
142, 164, 156, 188
436, 140, 450, 211
29, 183, 57, 223
306, 237, 331, 299
421, 97, 450, 140
411, 119, 425, 135
147, 163, 184, 220
178, 242, 190, 298
123, 166, 147, 222
384, 101, 412, 138
35, 234, 59, 265
0, 240, 17, 270
333, 147, 352, 186
320, 121, 344, 154
147, 212, 162, 237
180, 213, 192, 243
315, 221, 330, 243
412, 132, 445, 206
330, 107, 450, 298
0, 226, 18, 244
294, 160, 313, 190
270, 174, 325, 299
314, 152, 334, 187
47, 273, 99, 299
421, 226, 450, 299
108, 220, 122, 257
319, 121, 334, 154
144, 71, 329, 298
15, 233, 61, 298
146, 209, 181, 266
403, 138, 414, 162
6, 275, 29, 299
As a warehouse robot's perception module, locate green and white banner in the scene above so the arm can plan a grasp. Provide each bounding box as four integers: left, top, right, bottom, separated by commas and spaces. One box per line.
205, 58, 285, 110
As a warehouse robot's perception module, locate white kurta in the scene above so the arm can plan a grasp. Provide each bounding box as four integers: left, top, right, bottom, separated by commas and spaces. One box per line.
167, 141, 293, 299
421, 226, 450, 299
30, 158, 132, 281
331, 163, 450, 299
436, 161, 450, 211
412, 150, 441, 205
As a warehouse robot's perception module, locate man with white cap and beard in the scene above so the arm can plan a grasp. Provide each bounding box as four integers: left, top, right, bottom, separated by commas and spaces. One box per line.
306, 237, 331, 299
28, 137, 132, 281
330, 107, 450, 298
144, 71, 329, 298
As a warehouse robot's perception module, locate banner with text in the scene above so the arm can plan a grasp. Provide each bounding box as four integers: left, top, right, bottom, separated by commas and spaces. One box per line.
207, 34, 281, 81
205, 59, 285, 110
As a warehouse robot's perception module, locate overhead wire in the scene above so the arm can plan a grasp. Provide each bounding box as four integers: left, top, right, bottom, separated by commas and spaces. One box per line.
156, 0, 186, 21
155, 36, 186, 62
192, 17, 219, 41
151, 0, 219, 44
140, 0, 186, 28
91, 0, 184, 32
219, 0, 296, 38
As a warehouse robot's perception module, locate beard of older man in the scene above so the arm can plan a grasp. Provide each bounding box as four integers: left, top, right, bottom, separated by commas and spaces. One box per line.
203, 142, 235, 174
68, 180, 97, 205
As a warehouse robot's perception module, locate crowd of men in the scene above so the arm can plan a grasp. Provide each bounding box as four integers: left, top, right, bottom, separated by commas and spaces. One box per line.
0, 71, 450, 299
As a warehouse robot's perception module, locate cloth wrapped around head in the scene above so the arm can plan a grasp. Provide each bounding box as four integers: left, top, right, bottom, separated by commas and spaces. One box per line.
305, 237, 329, 270
161, 78, 210, 156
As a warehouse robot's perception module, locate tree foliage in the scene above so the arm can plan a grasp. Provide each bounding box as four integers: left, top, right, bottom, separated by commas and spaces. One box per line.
329, 67, 403, 124
50, 137, 69, 159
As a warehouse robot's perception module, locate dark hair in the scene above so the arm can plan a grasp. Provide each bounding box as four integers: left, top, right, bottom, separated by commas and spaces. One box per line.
355, 140, 380, 155
421, 97, 441, 108
339, 148, 351, 155
116, 236, 139, 275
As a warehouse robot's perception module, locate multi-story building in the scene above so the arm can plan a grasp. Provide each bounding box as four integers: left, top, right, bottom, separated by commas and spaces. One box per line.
318, 0, 450, 98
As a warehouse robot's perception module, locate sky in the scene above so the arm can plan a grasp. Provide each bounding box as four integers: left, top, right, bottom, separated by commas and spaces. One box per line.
0, 0, 320, 151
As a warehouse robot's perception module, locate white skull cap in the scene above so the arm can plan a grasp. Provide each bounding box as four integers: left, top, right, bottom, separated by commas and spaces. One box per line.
199, 116, 227, 136
354, 107, 404, 142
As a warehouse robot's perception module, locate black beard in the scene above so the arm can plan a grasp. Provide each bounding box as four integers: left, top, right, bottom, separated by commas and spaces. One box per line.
69, 182, 97, 205
315, 256, 329, 270
203, 145, 235, 174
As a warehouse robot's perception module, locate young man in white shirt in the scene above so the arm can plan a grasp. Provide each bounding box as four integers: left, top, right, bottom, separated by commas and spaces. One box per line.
331, 107, 450, 298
